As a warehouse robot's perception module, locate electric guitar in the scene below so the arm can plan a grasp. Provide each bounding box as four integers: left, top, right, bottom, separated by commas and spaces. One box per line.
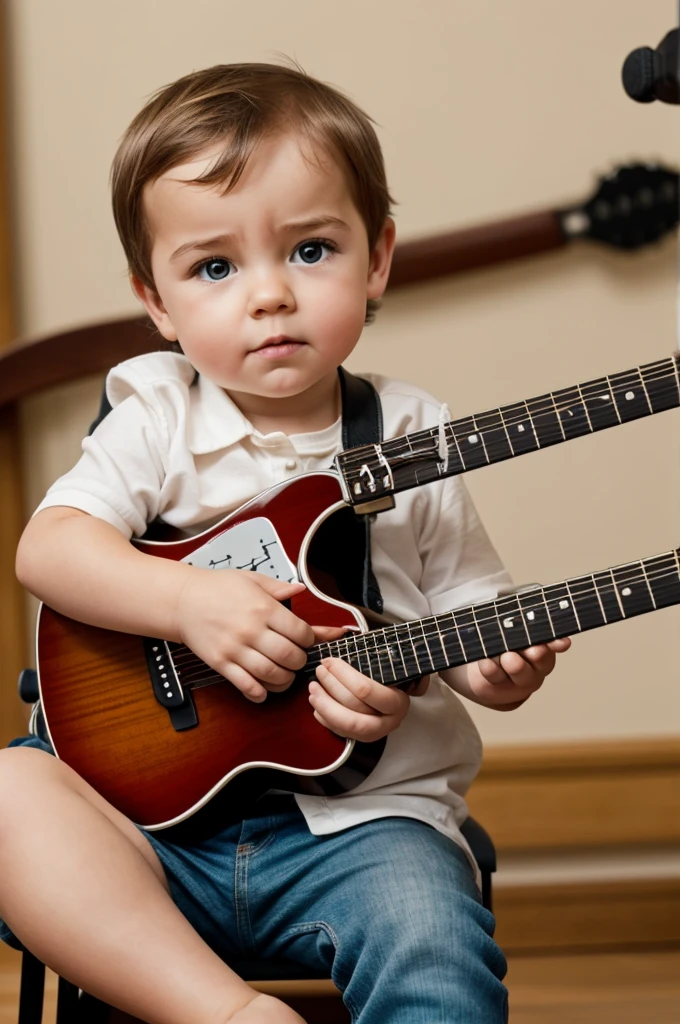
36, 354, 680, 829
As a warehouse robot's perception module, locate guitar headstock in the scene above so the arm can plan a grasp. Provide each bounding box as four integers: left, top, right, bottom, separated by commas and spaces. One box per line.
560, 162, 678, 250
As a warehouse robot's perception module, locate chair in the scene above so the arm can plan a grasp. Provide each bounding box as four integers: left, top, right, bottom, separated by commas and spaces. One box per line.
14, 668, 496, 1023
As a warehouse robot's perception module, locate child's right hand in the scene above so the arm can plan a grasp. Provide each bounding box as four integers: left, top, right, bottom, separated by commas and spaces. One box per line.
175, 569, 342, 702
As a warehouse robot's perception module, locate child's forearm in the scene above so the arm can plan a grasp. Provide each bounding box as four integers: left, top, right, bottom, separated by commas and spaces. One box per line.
16, 507, 193, 640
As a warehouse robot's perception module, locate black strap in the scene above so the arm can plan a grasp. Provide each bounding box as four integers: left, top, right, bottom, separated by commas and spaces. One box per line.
336, 367, 384, 614
338, 365, 383, 451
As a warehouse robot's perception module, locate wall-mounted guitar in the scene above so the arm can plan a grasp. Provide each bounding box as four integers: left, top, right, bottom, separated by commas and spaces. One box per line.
387, 162, 679, 288
37, 353, 680, 830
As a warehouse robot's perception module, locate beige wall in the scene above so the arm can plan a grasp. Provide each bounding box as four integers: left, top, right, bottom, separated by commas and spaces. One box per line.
8, 0, 679, 745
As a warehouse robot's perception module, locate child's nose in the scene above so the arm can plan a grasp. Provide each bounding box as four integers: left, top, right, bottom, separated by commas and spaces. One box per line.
248, 273, 296, 318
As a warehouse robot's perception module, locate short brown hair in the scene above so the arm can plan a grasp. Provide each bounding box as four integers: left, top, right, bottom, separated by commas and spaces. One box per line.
111, 63, 393, 321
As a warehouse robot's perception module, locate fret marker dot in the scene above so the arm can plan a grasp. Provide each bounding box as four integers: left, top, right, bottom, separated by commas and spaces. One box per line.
502, 618, 514, 629
559, 600, 570, 610
621, 586, 632, 597
468, 434, 479, 445
625, 391, 635, 401
527, 611, 535, 621
517, 424, 525, 433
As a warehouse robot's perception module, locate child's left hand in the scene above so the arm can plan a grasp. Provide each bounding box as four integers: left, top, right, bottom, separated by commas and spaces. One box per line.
457, 638, 571, 710
310, 658, 429, 741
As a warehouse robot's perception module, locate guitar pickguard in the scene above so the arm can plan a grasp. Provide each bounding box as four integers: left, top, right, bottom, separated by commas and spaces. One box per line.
181, 516, 298, 583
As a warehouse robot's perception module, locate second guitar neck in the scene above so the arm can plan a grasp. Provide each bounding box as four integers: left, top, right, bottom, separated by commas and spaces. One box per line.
336, 354, 680, 510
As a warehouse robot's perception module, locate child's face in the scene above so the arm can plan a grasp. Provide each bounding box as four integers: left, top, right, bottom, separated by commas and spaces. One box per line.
134, 133, 395, 405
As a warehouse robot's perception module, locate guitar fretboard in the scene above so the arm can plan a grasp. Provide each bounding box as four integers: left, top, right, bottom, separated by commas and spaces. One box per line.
302, 549, 680, 687
336, 356, 680, 506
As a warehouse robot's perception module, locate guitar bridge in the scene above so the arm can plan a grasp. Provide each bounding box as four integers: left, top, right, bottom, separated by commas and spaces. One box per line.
143, 637, 198, 731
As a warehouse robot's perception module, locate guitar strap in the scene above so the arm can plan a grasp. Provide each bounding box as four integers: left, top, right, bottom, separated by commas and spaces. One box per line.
88, 365, 385, 615
337, 367, 384, 615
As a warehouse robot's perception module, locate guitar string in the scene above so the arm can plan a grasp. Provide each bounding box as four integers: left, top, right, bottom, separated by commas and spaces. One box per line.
337, 361, 679, 471
165, 558, 680, 688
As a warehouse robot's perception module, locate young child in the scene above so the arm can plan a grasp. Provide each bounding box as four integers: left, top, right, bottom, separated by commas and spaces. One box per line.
1, 63, 569, 1024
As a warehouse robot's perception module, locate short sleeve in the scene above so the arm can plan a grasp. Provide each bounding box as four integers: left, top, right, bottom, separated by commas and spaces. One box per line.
34, 390, 169, 538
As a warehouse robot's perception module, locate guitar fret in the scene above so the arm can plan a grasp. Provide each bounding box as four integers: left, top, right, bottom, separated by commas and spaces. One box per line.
640, 360, 680, 413
474, 598, 508, 656
527, 394, 563, 448
412, 618, 437, 675
576, 384, 594, 433
451, 417, 489, 470
445, 425, 466, 473
451, 607, 487, 662
637, 367, 654, 416
471, 414, 491, 463
605, 375, 623, 423
564, 580, 583, 630
549, 393, 568, 440
581, 376, 620, 431
647, 553, 680, 609
567, 575, 606, 631
553, 385, 591, 440
500, 404, 541, 454
363, 630, 387, 684
611, 560, 655, 616
437, 612, 465, 669
494, 594, 531, 650
543, 583, 580, 636
603, 569, 626, 620
515, 588, 555, 645
611, 369, 652, 422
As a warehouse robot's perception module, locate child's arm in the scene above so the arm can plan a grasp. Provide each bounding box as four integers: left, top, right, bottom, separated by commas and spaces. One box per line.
17, 506, 331, 704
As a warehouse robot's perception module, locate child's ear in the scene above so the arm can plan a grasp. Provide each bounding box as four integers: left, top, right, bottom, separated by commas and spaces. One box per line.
131, 276, 179, 342
366, 217, 396, 300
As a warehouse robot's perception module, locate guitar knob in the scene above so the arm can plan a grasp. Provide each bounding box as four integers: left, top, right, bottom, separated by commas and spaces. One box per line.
622, 47, 657, 103
18, 668, 39, 703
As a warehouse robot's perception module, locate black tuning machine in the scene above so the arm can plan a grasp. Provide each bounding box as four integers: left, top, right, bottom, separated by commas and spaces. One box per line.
622, 27, 679, 105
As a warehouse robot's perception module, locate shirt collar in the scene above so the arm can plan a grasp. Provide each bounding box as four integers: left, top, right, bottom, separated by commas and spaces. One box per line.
187, 374, 255, 454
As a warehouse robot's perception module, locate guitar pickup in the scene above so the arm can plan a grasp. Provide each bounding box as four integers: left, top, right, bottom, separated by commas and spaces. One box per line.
143, 637, 198, 731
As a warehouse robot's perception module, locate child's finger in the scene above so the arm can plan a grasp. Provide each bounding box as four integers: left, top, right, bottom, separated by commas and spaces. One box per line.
317, 658, 409, 716
310, 624, 348, 643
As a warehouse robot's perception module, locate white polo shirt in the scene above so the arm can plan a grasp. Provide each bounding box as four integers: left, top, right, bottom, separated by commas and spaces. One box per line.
36, 352, 512, 865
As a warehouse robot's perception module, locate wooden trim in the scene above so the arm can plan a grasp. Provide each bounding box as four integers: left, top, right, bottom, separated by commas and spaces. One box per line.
387, 209, 565, 289
0, 316, 159, 409
466, 737, 680, 851
495, 876, 680, 953
0, 1, 27, 747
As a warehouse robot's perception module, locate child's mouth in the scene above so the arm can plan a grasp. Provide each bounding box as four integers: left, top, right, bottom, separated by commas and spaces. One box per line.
254, 337, 306, 359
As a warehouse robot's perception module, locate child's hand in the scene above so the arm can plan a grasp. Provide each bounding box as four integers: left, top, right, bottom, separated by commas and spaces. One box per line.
309, 657, 429, 741
176, 569, 343, 703
462, 638, 571, 710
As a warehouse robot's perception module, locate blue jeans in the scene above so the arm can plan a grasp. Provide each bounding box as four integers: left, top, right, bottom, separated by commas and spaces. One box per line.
144, 797, 509, 1024
1, 737, 508, 1022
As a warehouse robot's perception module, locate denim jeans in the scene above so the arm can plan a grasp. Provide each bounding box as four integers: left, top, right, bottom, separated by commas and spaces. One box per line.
144, 797, 509, 1024
1, 737, 508, 1021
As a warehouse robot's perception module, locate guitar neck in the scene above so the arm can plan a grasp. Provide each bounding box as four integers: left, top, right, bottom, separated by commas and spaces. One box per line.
303, 549, 680, 687
336, 355, 680, 508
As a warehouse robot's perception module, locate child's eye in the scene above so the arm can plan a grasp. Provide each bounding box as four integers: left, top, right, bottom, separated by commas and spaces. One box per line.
291, 240, 336, 265
196, 258, 233, 281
